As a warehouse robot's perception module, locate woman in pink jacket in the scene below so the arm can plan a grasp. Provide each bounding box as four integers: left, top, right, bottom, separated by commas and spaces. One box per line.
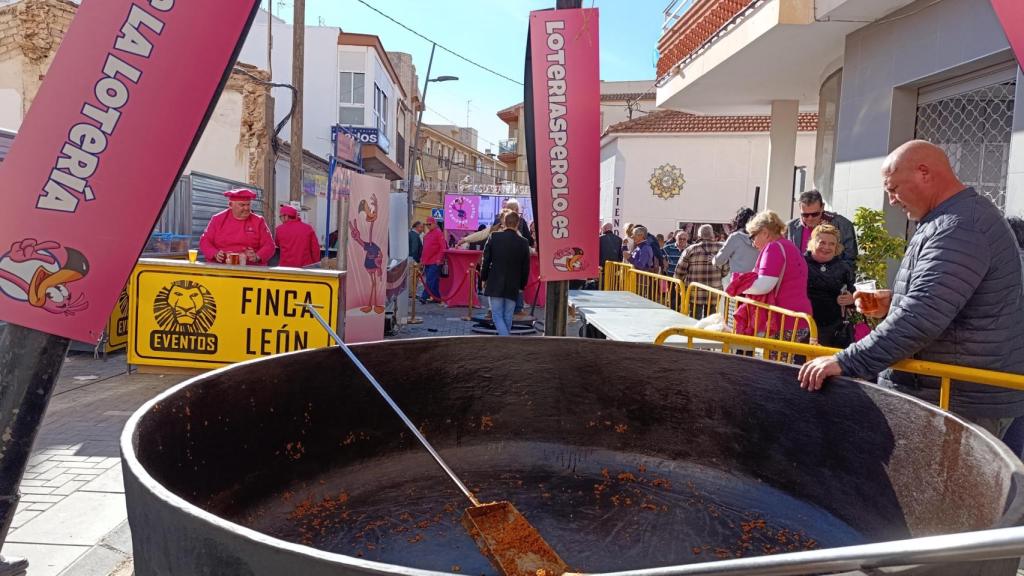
743, 210, 813, 341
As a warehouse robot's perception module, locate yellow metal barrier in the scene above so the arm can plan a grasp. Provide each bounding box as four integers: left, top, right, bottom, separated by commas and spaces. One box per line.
654, 326, 1024, 411
602, 261, 633, 292
682, 282, 818, 347
629, 269, 685, 310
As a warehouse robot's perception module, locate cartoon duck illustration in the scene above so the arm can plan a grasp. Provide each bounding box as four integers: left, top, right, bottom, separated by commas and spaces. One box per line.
350, 194, 385, 314
552, 246, 586, 273
0, 239, 89, 316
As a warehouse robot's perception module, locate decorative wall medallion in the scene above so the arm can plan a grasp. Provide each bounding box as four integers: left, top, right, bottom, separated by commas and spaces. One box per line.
649, 163, 685, 200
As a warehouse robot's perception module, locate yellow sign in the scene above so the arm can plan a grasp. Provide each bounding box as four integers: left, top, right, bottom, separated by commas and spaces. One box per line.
106, 284, 129, 352
128, 260, 341, 369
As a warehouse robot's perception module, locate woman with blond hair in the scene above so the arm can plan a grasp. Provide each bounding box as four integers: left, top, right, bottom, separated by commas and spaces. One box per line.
805, 224, 856, 347
742, 210, 813, 340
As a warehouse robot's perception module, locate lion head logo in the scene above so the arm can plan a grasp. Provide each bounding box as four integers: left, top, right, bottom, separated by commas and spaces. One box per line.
153, 280, 217, 333
116, 286, 129, 316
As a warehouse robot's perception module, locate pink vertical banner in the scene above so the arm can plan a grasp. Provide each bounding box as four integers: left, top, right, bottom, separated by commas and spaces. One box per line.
991, 0, 1024, 69
529, 8, 600, 281
444, 194, 480, 231
0, 1, 260, 342
344, 173, 389, 342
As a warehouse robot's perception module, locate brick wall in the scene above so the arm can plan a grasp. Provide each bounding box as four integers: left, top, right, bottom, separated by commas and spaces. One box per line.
227, 66, 272, 190
0, 0, 76, 115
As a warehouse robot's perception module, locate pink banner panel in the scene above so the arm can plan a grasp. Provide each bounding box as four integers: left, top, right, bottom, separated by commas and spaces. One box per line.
992, 0, 1024, 69
0, 1, 260, 342
444, 194, 481, 231
344, 173, 390, 342
529, 8, 600, 281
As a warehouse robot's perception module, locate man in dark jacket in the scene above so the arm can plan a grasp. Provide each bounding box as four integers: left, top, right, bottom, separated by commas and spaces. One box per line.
787, 190, 858, 264
481, 211, 531, 336
503, 198, 534, 319
598, 222, 623, 271
408, 221, 423, 263
799, 140, 1024, 437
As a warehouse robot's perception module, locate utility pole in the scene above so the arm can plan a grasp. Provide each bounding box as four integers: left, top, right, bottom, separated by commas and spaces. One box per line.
266, 0, 273, 79
406, 43, 435, 228
289, 0, 305, 202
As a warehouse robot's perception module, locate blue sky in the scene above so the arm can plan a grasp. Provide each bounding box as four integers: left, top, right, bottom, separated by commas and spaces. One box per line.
275, 0, 666, 151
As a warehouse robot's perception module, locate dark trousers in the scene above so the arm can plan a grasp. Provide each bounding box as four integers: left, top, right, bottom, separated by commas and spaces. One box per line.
1002, 417, 1024, 456
421, 264, 441, 301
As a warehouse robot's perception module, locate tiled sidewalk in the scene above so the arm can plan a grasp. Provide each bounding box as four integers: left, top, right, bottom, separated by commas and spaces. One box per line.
2, 353, 182, 576
1, 302, 564, 575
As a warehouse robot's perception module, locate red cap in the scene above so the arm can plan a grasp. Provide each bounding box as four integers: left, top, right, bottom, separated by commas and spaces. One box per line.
279, 204, 299, 218
426, 217, 437, 224
223, 188, 257, 201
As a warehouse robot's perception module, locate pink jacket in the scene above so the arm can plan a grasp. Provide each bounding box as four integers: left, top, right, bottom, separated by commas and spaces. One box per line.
421, 228, 446, 266
199, 210, 276, 266
727, 271, 776, 336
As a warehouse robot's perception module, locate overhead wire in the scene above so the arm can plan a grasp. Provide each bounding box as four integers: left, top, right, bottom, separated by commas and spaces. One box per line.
423, 105, 502, 151
352, 0, 524, 86
232, 66, 298, 150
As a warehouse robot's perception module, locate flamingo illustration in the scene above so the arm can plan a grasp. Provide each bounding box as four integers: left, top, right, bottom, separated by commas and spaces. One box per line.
350, 194, 384, 314
0, 239, 89, 316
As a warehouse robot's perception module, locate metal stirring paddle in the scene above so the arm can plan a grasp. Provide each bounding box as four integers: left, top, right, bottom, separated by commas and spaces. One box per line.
303, 304, 568, 576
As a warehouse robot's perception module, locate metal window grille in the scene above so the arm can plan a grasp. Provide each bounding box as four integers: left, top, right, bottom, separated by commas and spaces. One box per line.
915, 80, 1016, 211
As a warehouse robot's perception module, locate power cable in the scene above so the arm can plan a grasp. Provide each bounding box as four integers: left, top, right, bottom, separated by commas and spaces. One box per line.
233, 66, 298, 151
352, 0, 524, 86
423, 105, 501, 150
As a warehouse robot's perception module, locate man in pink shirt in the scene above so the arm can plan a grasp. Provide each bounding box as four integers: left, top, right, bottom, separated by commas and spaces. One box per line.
275, 204, 321, 268
198, 189, 276, 266
419, 217, 446, 303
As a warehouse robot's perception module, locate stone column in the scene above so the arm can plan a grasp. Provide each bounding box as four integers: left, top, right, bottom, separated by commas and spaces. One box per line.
765, 100, 799, 215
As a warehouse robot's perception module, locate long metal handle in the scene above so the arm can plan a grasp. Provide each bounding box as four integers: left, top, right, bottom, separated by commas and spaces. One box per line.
571, 526, 1024, 576
303, 304, 481, 507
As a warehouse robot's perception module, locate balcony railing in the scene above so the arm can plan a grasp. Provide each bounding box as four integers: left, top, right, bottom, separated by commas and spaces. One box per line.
498, 138, 518, 155
657, 0, 753, 78
662, 0, 699, 31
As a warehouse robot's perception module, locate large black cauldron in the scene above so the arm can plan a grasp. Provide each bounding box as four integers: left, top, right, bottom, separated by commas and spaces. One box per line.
122, 338, 1024, 575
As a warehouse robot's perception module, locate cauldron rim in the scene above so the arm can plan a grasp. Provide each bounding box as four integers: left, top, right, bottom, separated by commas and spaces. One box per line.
121, 346, 463, 576
120, 338, 1024, 575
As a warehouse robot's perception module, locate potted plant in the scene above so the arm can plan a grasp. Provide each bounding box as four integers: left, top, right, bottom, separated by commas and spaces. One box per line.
847, 207, 907, 340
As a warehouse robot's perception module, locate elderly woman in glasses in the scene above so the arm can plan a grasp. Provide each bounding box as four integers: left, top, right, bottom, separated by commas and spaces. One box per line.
743, 210, 814, 341
805, 224, 856, 347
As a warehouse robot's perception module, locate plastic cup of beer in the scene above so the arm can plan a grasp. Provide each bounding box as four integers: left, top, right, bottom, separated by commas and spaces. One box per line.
227, 252, 241, 265
854, 280, 888, 315
187, 249, 198, 263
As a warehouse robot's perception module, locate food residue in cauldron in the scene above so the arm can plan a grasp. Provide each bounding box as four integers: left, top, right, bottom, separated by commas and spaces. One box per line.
240, 451, 848, 573
462, 502, 567, 576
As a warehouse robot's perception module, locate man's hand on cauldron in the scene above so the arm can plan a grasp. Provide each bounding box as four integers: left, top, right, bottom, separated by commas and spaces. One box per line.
798, 355, 841, 391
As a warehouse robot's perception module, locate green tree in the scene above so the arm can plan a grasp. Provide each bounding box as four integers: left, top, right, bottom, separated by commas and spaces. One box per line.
853, 207, 906, 289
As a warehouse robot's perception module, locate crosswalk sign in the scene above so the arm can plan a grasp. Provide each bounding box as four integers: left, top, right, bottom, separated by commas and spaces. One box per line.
431, 208, 444, 219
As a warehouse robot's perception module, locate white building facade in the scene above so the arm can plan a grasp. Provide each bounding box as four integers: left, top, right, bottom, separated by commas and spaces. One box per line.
240, 14, 410, 248
656, 0, 1024, 240
601, 110, 817, 236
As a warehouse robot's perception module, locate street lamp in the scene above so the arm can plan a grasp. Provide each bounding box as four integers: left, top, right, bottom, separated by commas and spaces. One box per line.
405, 42, 458, 228
403, 45, 457, 324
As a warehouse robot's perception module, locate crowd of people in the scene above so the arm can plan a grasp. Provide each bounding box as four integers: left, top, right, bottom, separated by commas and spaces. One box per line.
600, 188, 860, 341
603, 140, 1024, 446
409, 199, 536, 334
